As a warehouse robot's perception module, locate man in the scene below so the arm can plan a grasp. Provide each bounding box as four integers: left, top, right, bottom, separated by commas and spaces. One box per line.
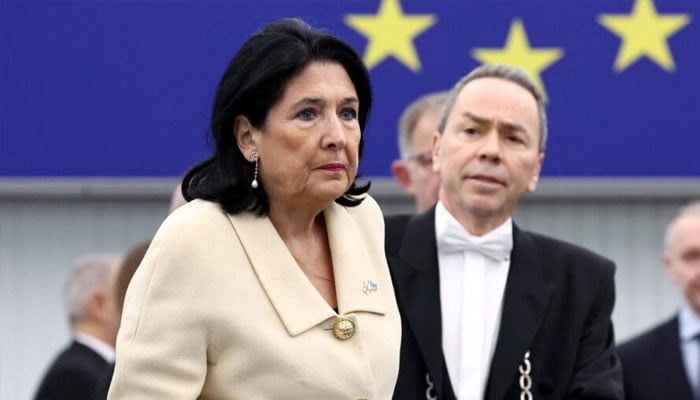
34, 254, 121, 400
617, 202, 700, 400
391, 91, 447, 213
386, 64, 623, 400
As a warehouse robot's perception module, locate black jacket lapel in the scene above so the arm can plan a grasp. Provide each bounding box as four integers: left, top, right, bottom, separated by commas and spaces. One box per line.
389, 208, 452, 397
658, 317, 695, 399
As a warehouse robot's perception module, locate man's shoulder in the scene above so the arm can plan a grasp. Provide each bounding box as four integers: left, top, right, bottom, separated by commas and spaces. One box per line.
384, 213, 413, 256
616, 316, 678, 360
384, 209, 436, 252
384, 213, 412, 234
51, 341, 107, 370
34, 341, 107, 398
520, 228, 615, 271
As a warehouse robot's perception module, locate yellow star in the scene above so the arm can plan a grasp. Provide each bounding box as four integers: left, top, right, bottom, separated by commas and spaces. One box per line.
471, 18, 563, 99
598, 0, 691, 72
345, 0, 436, 72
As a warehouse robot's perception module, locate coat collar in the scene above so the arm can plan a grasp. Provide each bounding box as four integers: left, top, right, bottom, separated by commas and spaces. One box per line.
485, 225, 553, 400
228, 202, 386, 337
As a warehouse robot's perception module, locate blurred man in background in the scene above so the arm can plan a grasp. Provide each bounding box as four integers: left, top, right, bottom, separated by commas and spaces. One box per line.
391, 91, 447, 213
618, 201, 700, 400
34, 254, 121, 400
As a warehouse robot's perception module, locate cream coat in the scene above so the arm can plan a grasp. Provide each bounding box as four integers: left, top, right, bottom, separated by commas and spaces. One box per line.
107, 196, 400, 400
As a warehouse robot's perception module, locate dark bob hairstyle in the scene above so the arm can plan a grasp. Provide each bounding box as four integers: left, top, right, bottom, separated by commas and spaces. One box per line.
181, 18, 372, 215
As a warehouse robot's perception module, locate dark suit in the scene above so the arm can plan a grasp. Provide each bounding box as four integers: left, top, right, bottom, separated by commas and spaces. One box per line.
34, 340, 110, 400
385, 208, 624, 400
617, 316, 694, 400
91, 363, 115, 400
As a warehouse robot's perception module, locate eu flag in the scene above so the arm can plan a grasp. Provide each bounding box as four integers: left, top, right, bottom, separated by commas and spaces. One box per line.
1, 0, 698, 177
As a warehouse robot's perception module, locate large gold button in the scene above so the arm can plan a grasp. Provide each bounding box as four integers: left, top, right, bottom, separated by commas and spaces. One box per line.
333, 318, 355, 340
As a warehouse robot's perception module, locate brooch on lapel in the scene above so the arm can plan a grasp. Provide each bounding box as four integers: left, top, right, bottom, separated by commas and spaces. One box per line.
519, 350, 533, 400
424, 373, 438, 400
362, 279, 378, 295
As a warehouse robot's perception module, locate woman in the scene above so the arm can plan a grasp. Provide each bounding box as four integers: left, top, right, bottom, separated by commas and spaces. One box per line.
107, 18, 400, 399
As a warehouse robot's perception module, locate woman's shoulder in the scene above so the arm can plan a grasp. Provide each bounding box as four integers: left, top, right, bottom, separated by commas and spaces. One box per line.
144, 199, 247, 272
154, 199, 233, 242
165, 198, 226, 223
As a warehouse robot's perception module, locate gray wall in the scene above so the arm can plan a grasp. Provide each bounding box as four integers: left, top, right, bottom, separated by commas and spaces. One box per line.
2, 178, 698, 399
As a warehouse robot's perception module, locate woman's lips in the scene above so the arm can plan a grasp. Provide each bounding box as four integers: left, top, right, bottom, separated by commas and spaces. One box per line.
320, 163, 346, 171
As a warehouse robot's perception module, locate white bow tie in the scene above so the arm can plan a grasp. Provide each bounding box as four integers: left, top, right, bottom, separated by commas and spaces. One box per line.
437, 221, 512, 262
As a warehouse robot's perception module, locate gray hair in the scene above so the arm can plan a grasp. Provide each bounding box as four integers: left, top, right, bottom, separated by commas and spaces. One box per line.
398, 91, 449, 160
64, 254, 120, 324
664, 201, 700, 253
438, 64, 548, 153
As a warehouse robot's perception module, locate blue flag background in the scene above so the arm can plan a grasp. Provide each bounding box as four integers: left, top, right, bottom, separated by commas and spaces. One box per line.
1, 0, 698, 177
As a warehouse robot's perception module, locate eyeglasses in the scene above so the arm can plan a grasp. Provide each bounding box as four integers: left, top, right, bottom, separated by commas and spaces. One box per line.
407, 150, 433, 168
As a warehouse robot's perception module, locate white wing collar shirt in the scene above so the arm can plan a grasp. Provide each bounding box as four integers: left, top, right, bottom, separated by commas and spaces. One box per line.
435, 201, 513, 400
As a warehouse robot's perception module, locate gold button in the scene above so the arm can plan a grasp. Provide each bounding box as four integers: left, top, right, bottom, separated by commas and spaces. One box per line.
333, 318, 355, 340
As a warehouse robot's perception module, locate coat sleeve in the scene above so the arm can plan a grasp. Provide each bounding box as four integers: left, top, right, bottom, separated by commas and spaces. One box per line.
107, 211, 216, 399
567, 261, 625, 400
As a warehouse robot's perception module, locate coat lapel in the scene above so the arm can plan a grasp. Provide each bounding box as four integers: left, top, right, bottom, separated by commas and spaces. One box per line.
657, 317, 695, 399
486, 225, 553, 400
228, 203, 386, 338
390, 208, 450, 396
324, 202, 387, 316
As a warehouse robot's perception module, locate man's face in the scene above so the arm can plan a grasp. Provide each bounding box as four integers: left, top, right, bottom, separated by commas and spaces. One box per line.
665, 214, 700, 315
405, 109, 441, 212
433, 77, 543, 233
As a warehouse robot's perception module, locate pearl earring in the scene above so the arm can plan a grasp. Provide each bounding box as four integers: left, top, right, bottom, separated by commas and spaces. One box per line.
250, 150, 259, 189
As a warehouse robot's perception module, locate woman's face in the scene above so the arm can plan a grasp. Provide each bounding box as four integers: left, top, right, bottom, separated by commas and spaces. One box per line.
253, 61, 361, 210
